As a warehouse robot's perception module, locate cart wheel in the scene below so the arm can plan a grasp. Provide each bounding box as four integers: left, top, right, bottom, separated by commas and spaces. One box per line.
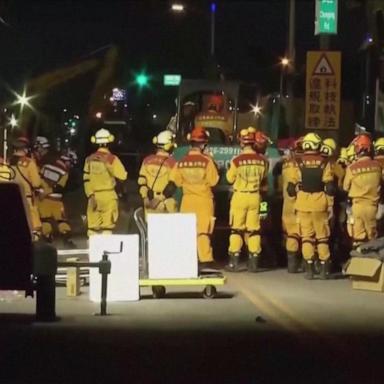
152, 285, 166, 298
203, 285, 217, 299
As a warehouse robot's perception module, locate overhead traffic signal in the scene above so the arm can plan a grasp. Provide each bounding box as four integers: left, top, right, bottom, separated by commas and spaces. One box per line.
134, 71, 150, 89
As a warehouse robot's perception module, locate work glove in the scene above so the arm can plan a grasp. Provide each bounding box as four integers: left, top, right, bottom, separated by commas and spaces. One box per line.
328, 207, 334, 220
145, 197, 161, 210
147, 189, 154, 201
163, 181, 176, 199
376, 204, 384, 220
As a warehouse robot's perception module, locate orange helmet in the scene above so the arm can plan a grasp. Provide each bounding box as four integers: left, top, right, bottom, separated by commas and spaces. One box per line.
239, 127, 256, 145
188, 126, 209, 144
352, 134, 372, 155
254, 131, 271, 153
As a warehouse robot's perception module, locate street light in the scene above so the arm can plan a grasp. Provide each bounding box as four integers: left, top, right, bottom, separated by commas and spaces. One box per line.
171, 4, 184, 12
250, 103, 262, 128
280, 57, 290, 97
8, 114, 18, 128
250, 103, 262, 116
171, 2, 216, 57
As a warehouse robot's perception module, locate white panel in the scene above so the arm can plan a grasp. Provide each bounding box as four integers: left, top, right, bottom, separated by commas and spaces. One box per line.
147, 213, 198, 279
89, 234, 139, 302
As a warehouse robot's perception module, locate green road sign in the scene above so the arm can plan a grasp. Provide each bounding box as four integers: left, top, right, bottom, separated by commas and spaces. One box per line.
315, 0, 338, 35
163, 74, 182, 86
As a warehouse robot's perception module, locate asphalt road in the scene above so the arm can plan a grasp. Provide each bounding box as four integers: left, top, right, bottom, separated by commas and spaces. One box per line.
1, 267, 384, 384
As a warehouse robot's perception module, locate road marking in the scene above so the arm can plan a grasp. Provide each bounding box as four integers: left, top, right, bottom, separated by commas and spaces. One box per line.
228, 272, 351, 355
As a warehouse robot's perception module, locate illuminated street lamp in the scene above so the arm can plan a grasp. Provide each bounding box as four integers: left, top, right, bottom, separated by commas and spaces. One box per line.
250, 103, 262, 116
14, 89, 34, 113
280, 57, 290, 97
250, 103, 262, 128
171, 4, 185, 12
9, 114, 18, 128
95, 112, 102, 119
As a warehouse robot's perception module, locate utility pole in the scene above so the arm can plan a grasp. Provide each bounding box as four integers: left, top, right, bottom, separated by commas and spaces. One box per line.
210, 2, 216, 57
287, 0, 296, 136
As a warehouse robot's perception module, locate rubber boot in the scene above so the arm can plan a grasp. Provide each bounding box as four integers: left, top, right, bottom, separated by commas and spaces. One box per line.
304, 260, 314, 280
225, 253, 240, 272
247, 253, 259, 273
319, 260, 330, 280
287, 252, 299, 273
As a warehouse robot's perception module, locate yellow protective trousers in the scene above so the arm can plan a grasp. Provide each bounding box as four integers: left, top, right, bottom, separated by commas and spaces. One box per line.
347, 202, 377, 244
27, 197, 42, 236
180, 195, 215, 263
87, 191, 118, 237
228, 192, 261, 255
282, 210, 300, 253
38, 198, 71, 237
297, 210, 330, 261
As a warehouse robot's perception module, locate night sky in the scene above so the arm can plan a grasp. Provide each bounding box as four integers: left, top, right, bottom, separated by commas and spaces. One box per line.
0, 0, 367, 113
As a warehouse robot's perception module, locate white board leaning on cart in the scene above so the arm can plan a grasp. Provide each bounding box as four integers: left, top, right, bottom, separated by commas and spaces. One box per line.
89, 234, 139, 302
147, 213, 198, 279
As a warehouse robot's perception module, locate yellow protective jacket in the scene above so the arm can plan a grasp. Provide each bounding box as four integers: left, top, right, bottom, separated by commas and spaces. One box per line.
334, 161, 346, 190
0, 157, 13, 181
83, 147, 127, 198
226, 147, 268, 193
289, 152, 334, 212
281, 156, 298, 214
138, 151, 176, 199
170, 148, 219, 198
40, 159, 69, 200
10, 152, 42, 200
343, 156, 382, 205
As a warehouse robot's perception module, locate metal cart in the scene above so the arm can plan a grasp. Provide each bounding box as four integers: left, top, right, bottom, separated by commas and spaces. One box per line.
134, 207, 226, 299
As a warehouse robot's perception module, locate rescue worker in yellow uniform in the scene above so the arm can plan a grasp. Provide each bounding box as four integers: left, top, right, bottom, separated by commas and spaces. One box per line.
346, 144, 357, 165
374, 138, 384, 236
287, 133, 335, 280
343, 134, 382, 248
83, 128, 128, 237
38, 154, 75, 246
374, 137, 384, 168
33, 136, 54, 168
225, 127, 268, 272
0, 157, 14, 181
9, 137, 43, 239
281, 140, 302, 273
138, 130, 177, 214
170, 126, 219, 266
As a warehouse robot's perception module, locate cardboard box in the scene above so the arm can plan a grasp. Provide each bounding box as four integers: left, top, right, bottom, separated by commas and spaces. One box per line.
345, 257, 384, 292
66, 257, 80, 297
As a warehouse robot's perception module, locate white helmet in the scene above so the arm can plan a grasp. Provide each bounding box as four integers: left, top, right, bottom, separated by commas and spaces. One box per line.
152, 130, 176, 152
35, 136, 50, 149
91, 128, 114, 145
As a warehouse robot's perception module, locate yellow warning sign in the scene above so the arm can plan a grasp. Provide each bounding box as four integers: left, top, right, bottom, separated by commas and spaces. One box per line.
305, 51, 341, 130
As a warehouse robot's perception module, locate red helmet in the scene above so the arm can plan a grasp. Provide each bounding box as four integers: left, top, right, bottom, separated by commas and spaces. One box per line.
13, 136, 30, 149
294, 136, 304, 153
352, 134, 372, 155
239, 128, 256, 145
188, 126, 209, 143
254, 131, 271, 153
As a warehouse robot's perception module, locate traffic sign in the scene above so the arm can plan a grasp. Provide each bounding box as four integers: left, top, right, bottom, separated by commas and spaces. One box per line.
315, 0, 338, 35
305, 51, 341, 130
312, 55, 334, 75
163, 74, 182, 86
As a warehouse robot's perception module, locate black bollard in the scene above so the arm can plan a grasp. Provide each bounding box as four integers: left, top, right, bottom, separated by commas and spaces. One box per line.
99, 253, 111, 316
